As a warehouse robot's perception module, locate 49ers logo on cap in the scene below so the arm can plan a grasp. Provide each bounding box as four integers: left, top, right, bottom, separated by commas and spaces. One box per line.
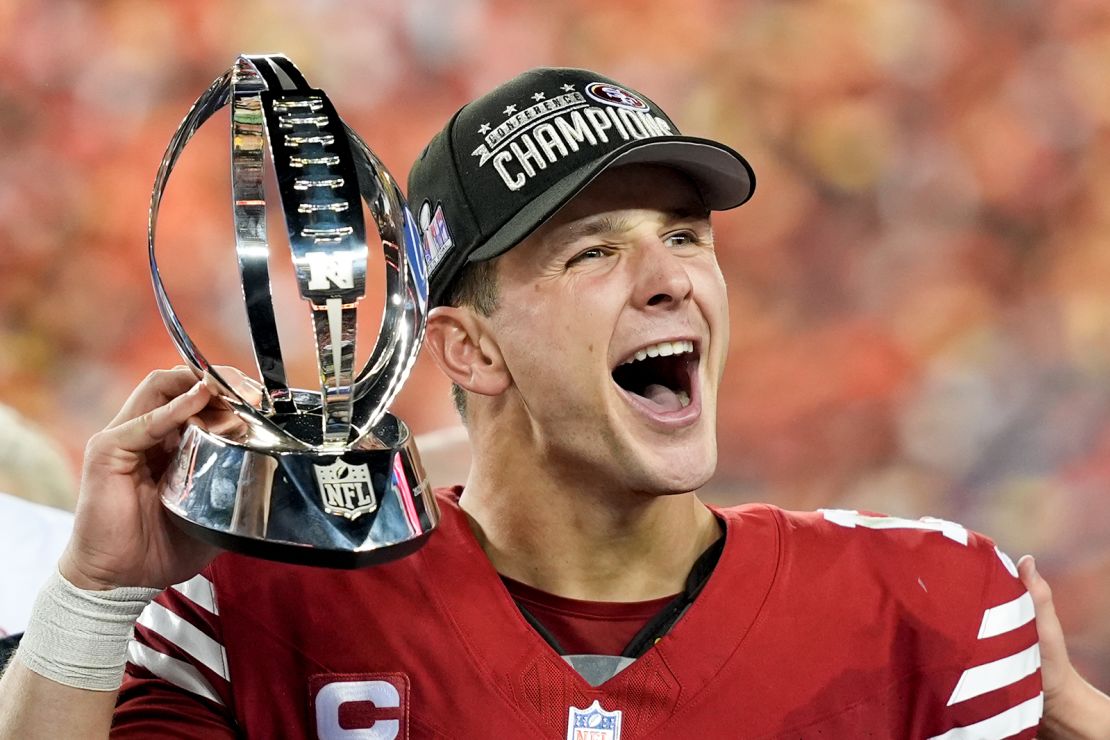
585, 82, 650, 112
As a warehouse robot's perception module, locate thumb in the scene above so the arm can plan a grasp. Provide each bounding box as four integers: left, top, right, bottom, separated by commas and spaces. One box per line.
1018, 554, 1069, 694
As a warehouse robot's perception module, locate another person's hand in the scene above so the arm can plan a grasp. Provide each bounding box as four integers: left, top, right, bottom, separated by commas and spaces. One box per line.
58, 367, 240, 592
1019, 555, 1110, 739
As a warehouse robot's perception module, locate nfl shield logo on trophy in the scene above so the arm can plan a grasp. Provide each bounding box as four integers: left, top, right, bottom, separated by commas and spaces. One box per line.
314, 458, 377, 521
566, 700, 622, 740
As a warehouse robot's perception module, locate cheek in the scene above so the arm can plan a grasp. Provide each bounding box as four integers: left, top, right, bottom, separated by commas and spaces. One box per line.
504, 322, 608, 409
496, 279, 621, 380
494, 306, 574, 381
694, 268, 730, 367
697, 265, 729, 316
711, 272, 729, 326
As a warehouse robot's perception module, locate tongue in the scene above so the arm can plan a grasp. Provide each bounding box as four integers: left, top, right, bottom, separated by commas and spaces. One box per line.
642, 383, 682, 412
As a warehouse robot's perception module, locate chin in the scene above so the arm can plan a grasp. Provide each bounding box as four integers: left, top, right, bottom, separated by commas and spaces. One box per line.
633, 452, 717, 496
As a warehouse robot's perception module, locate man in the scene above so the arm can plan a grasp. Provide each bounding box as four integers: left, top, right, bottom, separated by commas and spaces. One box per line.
1, 67, 1107, 738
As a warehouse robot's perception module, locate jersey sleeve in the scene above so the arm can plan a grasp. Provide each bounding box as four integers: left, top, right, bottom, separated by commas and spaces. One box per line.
111, 568, 239, 738
926, 538, 1042, 740
817, 509, 1042, 737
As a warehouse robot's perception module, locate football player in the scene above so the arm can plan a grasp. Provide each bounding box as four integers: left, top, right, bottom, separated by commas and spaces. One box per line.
2, 67, 1108, 738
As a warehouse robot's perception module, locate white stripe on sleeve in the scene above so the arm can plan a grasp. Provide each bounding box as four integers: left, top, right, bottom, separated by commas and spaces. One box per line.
170, 574, 219, 616
928, 693, 1042, 740
994, 546, 1019, 577
947, 644, 1041, 706
819, 509, 969, 545
127, 641, 224, 706
136, 600, 229, 680
977, 591, 1034, 639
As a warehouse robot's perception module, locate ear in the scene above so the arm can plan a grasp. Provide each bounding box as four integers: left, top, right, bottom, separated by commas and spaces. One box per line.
424, 306, 511, 397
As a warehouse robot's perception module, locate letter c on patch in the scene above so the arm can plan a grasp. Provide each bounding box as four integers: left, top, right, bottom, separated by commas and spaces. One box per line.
315, 680, 401, 740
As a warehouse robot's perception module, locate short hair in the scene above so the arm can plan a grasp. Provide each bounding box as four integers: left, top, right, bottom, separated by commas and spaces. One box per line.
445, 257, 500, 421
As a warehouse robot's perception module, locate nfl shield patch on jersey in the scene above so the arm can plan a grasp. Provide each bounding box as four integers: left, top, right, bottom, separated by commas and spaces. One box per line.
566, 699, 622, 740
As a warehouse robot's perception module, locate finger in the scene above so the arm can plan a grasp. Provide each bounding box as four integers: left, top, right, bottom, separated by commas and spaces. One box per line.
160, 427, 184, 455
1019, 555, 1068, 665
105, 382, 212, 453
108, 366, 199, 429
1018, 555, 1055, 617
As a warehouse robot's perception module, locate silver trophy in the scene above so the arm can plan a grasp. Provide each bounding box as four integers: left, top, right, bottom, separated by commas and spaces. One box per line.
148, 55, 438, 568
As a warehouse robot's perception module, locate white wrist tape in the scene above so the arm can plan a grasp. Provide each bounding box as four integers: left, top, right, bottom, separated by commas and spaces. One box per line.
16, 568, 161, 691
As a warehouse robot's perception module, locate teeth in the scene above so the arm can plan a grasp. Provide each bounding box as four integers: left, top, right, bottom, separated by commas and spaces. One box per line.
620, 340, 695, 366
677, 391, 691, 408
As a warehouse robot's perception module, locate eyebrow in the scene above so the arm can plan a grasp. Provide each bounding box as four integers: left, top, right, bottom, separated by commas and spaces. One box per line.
559, 206, 711, 242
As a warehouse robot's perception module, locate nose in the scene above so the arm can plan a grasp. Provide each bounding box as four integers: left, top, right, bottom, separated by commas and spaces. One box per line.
631, 237, 693, 309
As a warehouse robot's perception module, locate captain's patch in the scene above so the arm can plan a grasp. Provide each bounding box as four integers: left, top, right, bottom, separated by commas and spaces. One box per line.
310, 672, 409, 740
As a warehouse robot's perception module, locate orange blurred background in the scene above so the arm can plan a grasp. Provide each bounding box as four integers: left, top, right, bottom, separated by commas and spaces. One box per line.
1, 0, 1108, 683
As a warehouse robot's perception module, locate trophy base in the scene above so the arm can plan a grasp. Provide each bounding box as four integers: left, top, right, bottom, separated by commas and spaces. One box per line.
159, 415, 440, 569
163, 509, 434, 569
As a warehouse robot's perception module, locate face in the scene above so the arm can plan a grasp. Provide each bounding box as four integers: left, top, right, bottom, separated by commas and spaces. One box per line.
484, 164, 730, 494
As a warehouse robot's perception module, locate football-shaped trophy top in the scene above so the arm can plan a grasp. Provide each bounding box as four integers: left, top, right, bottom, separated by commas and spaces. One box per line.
147, 55, 438, 567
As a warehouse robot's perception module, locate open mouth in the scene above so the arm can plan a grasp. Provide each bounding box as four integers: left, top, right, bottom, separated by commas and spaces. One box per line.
611, 340, 698, 414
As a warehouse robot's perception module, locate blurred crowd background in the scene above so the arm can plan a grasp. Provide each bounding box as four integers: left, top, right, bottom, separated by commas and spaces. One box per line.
1, 0, 1109, 683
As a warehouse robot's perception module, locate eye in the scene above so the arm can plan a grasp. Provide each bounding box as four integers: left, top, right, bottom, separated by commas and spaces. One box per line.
665, 230, 700, 248
566, 246, 610, 266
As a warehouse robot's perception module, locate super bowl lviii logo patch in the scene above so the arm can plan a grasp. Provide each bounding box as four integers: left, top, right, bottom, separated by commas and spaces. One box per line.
567, 700, 622, 740
417, 200, 454, 273
314, 458, 377, 520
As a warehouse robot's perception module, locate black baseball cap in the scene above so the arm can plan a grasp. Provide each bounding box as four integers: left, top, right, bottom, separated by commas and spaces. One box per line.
407, 67, 756, 307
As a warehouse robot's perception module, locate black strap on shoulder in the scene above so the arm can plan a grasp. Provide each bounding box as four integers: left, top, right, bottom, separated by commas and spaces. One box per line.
515, 603, 568, 655
620, 532, 724, 658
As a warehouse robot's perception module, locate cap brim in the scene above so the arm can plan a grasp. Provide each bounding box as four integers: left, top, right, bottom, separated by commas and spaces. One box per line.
467, 135, 755, 263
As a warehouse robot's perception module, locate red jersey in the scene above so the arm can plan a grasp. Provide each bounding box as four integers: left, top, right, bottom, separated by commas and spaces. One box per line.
114, 489, 1041, 738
